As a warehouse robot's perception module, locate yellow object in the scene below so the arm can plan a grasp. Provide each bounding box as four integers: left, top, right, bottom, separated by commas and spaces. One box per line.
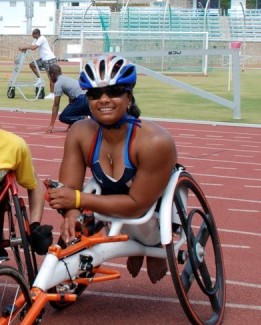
75, 189, 81, 209
0, 129, 37, 189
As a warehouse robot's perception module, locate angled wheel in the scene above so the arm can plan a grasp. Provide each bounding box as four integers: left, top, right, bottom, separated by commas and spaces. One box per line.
48, 278, 88, 310
7, 87, 15, 98
0, 266, 32, 324
36, 87, 45, 99
5, 192, 38, 287
166, 171, 225, 325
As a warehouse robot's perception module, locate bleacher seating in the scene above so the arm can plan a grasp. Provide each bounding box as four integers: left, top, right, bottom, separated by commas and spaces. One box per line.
58, 6, 111, 39
119, 7, 168, 31
57, 6, 261, 42
228, 9, 261, 41
119, 7, 222, 40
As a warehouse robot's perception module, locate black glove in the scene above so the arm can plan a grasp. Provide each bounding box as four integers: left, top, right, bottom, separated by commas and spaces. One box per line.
30, 222, 53, 255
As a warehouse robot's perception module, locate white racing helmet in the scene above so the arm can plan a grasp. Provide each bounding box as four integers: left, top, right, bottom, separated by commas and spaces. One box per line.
79, 55, 136, 89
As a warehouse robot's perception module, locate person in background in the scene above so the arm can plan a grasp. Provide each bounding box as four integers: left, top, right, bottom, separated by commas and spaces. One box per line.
0, 129, 53, 256
46, 55, 178, 284
19, 28, 57, 100
46, 64, 90, 133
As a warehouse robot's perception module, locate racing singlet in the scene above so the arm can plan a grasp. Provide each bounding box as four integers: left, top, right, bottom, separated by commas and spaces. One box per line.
88, 120, 139, 195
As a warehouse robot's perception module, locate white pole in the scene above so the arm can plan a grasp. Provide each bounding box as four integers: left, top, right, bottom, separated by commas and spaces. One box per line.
228, 47, 232, 91
161, 0, 170, 71
240, 2, 246, 71
203, 0, 210, 76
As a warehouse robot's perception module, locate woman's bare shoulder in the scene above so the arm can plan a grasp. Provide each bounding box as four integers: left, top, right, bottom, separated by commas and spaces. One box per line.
68, 118, 97, 137
139, 119, 175, 144
135, 119, 177, 163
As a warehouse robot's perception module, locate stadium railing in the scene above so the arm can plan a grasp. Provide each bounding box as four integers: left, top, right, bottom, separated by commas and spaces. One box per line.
119, 7, 222, 40
228, 9, 261, 41
58, 6, 111, 39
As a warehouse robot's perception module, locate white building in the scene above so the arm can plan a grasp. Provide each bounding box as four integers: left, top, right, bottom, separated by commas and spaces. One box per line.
0, 0, 56, 35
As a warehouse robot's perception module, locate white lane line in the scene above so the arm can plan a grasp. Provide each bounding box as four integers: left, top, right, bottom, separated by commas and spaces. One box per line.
201, 183, 223, 186
207, 143, 223, 146
194, 172, 261, 182
177, 152, 190, 155
176, 142, 193, 145
225, 302, 261, 311
207, 195, 260, 204
225, 279, 261, 289
33, 158, 62, 162
177, 143, 260, 154
244, 185, 261, 188
234, 154, 254, 158
180, 157, 261, 167
31, 144, 64, 148
221, 244, 250, 249
213, 166, 237, 170
228, 208, 260, 213
240, 144, 260, 148
104, 262, 261, 289
234, 136, 252, 139
175, 135, 261, 146
218, 228, 261, 237
83, 291, 261, 311
178, 133, 195, 137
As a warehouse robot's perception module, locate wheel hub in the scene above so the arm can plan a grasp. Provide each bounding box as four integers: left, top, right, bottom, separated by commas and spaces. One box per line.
195, 242, 205, 263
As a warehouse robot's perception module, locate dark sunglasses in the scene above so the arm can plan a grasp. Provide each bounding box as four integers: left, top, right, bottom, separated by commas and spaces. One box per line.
87, 86, 130, 100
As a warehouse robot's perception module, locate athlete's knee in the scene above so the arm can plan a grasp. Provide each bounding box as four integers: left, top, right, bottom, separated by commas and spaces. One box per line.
59, 113, 69, 124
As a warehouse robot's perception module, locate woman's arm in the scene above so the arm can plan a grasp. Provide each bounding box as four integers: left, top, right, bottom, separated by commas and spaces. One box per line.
48, 122, 177, 242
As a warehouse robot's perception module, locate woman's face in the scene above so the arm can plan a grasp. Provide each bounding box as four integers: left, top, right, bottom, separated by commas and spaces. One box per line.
87, 86, 132, 126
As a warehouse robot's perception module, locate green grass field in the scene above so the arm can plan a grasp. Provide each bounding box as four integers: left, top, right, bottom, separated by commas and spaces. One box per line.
1, 62, 260, 125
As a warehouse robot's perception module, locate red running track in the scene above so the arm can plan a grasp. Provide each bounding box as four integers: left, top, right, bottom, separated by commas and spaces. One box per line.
0, 109, 260, 324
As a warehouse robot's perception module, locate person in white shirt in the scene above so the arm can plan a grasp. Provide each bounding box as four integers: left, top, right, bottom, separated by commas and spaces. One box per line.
19, 29, 57, 99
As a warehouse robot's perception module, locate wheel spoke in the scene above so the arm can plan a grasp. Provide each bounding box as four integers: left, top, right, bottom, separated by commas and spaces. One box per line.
0, 266, 32, 324
180, 260, 194, 293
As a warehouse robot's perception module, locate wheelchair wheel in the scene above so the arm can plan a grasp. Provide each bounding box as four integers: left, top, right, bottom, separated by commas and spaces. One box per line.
166, 171, 225, 325
0, 265, 32, 324
48, 278, 88, 310
9, 194, 38, 287
7, 87, 15, 98
35, 87, 45, 99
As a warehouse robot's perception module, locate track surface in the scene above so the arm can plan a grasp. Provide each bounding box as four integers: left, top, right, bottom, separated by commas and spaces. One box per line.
0, 109, 260, 324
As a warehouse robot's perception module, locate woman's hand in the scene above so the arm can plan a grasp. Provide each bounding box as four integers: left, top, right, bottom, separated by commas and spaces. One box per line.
60, 210, 79, 244
47, 186, 76, 210
45, 183, 81, 243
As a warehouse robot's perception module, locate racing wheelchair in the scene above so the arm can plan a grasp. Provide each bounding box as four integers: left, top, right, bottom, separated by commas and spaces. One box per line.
0, 171, 38, 286
0, 165, 226, 325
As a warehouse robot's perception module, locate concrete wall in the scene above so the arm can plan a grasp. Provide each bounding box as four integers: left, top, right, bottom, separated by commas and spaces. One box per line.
1, 33, 260, 68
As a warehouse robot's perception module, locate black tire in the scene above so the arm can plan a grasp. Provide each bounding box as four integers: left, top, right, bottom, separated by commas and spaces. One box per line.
7, 87, 15, 98
48, 281, 87, 310
36, 87, 45, 99
12, 195, 38, 286
0, 265, 32, 324
166, 171, 225, 325
39, 88, 45, 99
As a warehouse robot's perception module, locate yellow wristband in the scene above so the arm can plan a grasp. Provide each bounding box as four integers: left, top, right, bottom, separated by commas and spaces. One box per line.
75, 190, 81, 209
